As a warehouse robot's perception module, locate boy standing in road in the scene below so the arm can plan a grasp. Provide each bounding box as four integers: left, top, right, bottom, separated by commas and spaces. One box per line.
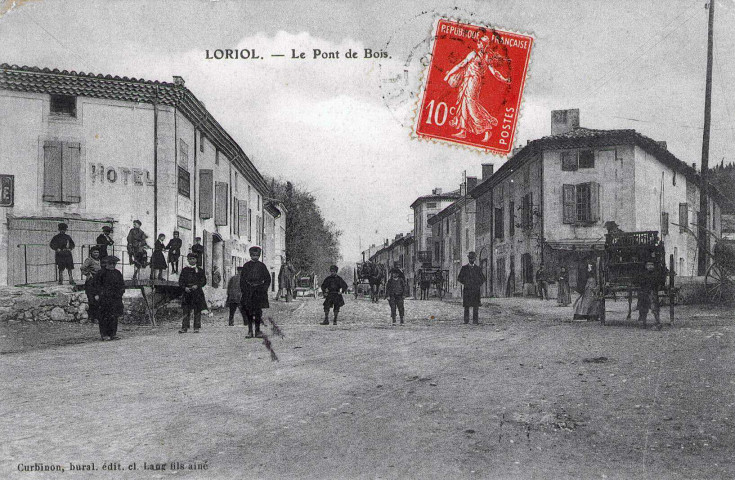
226, 266, 243, 326
49, 222, 76, 285
637, 260, 663, 330
94, 255, 125, 341
321, 265, 349, 325
386, 267, 407, 325
178, 252, 207, 333
240, 246, 271, 338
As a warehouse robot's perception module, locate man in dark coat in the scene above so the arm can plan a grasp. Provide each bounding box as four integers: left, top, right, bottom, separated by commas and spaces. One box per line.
49, 222, 76, 285
385, 267, 407, 325
178, 252, 207, 333
457, 251, 486, 324
96, 225, 114, 259
80, 246, 103, 324
93, 255, 125, 341
536, 263, 549, 300
321, 265, 349, 325
126, 220, 148, 280
240, 246, 271, 338
637, 260, 663, 330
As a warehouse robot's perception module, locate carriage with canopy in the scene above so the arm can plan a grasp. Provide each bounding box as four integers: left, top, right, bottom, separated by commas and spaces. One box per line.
354, 261, 386, 302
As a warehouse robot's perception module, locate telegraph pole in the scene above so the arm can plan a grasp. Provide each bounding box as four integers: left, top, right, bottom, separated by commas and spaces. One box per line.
698, 0, 715, 275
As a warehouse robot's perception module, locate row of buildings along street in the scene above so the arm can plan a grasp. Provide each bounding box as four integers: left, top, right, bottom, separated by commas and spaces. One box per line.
0, 64, 286, 297
365, 109, 725, 300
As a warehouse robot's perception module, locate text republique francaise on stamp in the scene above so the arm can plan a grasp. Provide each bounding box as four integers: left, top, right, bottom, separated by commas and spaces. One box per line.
415, 19, 534, 155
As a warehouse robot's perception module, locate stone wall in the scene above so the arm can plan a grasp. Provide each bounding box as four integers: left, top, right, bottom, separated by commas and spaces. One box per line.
0, 285, 90, 322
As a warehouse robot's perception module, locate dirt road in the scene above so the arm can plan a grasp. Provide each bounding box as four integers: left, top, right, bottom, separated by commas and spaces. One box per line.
2, 296, 734, 479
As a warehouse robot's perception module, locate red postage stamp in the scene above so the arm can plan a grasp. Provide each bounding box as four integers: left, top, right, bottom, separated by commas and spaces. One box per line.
415, 19, 534, 155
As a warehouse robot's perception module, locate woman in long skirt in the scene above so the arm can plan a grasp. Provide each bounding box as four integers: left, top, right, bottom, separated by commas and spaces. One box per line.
573, 271, 601, 321
150, 233, 168, 280
557, 267, 572, 307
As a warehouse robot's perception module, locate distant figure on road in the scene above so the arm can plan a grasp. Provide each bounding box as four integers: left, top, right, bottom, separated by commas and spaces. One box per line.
536, 263, 549, 300
93, 255, 125, 341
458, 251, 486, 324
321, 265, 349, 325
226, 266, 243, 326
80, 246, 103, 324
166, 231, 182, 274
240, 246, 271, 338
637, 260, 663, 330
419, 274, 431, 300
573, 264, 601, 322
386, 267, 407, 325
276, 257, 295, 302
557, 266, 572, 307
178, 252, 207, 334
96, 225, 114, 259
49, 222, 76, 285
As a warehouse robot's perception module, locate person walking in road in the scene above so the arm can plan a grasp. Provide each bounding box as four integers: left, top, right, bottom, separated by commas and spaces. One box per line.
386, 267, 407, 325
94, 255, 125, 341
276, 257, 295, 301
150, 233, 168, 281
178, 252, 207, 333
49, 222, 76, 285
557, 266, 572, 307
536, 263, 549, 300
240, 246, 271, 338
80, 246, 103, 324
458, 251, 486, 324
321, 265, 349, 325
166, 231, 182, 274
96, 225, 114, 259
226, 266, 243, 326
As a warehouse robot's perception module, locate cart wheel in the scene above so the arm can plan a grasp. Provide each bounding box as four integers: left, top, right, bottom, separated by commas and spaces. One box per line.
705, 262, 735, 304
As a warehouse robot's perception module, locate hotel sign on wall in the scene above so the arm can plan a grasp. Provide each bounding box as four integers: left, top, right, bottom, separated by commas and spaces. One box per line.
89, 164, 154, 186
0, 175, 13, 206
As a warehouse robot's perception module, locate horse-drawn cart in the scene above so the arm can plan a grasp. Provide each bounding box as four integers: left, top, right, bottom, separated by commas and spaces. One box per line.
416, 267, 449, 300
704, 238, 735, 304
599, 230, 675, 325
293, 272, 319, 298
354, 261, 386, 302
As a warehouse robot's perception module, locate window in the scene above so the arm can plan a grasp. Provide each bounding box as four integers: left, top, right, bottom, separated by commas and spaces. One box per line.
521, 253, 533, 284
561, 151, 578, 171
50, 95, 76, 117
509, 200, 515, 236
579, 149, 595, 168
494, 207, 504, 240
43, 141, 81, 203
496, 258, 506, 292
200, 131, 205, 152
199, 169, 213, 219
215, 182, 228, 226
679, 203, 688, 233
427, 202, 437, 209
178, 166, 191, 197
248, 208, 252, 241
661, 212, 669, 236
215, 149, 219, 165
257, 195, 261, 210
434, 241, 440, 263
562, 183, 600, 224
521, 193, 533, 229
179, 139, 189, 167
234, 172, 238, 192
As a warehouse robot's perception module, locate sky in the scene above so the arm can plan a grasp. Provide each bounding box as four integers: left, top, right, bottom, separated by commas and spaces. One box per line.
1, 0, 734, 262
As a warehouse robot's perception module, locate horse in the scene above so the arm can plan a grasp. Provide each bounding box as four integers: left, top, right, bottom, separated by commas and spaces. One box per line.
357, 261, 385, 302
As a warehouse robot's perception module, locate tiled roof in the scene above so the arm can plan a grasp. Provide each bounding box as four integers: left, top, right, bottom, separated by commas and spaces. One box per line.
409, 190, 461, 209
0, 63, 268, 194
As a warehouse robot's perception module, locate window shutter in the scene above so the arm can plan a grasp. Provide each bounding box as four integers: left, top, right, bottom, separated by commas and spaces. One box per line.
199, 169, 214, 219
561, 151, 578, 171
238, 200, 248, 237
248, 208, 252, 241
562, 184, 576, 224
214, 181, 228, 226
589, 182, 600, 222
61, 142, 81, 203
679, 203, 688, 233
661, 212, 669, 236
43, 141, 62, 202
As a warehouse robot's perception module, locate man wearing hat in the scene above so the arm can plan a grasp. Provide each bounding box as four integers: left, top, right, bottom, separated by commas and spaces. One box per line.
385, 267, 407, 325
637, 259, 663, 330
93, 255, 125, 341
96, 225, 114, 259
239, 246, 271, 338
178, 252, 208, 333
457, 251, 486, 324
49, 222, 76, 285
320, 265, 349, 325
80, 246, 103, 324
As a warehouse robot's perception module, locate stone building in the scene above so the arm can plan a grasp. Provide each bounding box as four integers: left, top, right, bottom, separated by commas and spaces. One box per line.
410, 188, 461, 268
0, 64, 280, 287
471, 109, 723, 297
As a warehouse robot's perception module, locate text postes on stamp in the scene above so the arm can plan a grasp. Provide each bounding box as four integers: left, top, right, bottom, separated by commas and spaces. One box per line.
415, 19, 533, 155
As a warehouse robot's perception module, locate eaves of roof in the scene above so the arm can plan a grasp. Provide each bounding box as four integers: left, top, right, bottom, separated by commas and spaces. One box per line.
0, 63, 269, 194
409, 192, 461, 209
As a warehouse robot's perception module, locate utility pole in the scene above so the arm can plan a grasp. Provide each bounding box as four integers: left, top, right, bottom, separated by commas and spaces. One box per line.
698, 0, 715, 275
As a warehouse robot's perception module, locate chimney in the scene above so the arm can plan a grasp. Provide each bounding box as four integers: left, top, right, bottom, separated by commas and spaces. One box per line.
512, 146, 523, 156
466, 176, 478, 193
481, 163, 494, 180
656, 141, 667, 150
173, 75, 185, 87
432, 187, 443, 195
551, 109, 580, 135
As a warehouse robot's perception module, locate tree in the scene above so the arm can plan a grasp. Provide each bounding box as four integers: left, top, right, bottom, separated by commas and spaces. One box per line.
710, 162, 735, 214
267, 177, 342, 276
